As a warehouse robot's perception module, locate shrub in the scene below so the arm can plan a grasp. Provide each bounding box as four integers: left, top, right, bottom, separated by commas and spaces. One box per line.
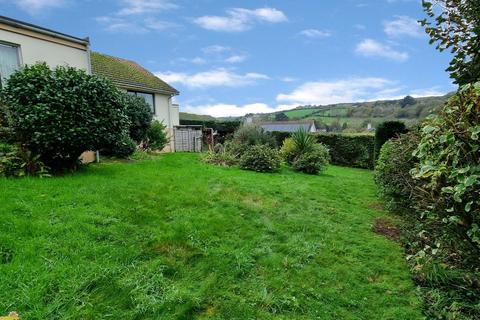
270, 131, 291, 147
384, 83, 480, 319
239, 145, 281, 173
280, 137, 296, 164
412, 83, 480, 258
146, 120, 169, 151
374, 121, 407, 156
102, 134, 137, 158
291, 143, 330, 174
315, 134, 375, 169
202, 150, 237, 167
0, 102, 14, 144
0, 63, 131, 171
0, 143, 14, 156
374, 131, 421, 212
122, 93, 153, 143
291, 127, 315, 154
233, 124, 276, 148
0, 145, 50, 177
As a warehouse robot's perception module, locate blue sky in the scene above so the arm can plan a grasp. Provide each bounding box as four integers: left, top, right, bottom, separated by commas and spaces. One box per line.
1, 0, 455, 117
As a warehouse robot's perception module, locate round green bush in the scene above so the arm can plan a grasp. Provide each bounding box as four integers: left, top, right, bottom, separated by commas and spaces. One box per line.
0, 63, 131, 170
122, 93, 153, 143
291, 143, 330, 174
102, 134, 137, 158
239, 145, 281, 173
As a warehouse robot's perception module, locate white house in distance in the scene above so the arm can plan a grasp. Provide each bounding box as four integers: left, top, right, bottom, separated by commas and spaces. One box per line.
0, 15, 179, 154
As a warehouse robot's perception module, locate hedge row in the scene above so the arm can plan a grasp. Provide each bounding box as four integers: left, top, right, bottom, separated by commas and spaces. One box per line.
314, 134, 375, 169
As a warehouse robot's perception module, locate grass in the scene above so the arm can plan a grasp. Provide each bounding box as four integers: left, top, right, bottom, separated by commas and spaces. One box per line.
0, 153, 423, 319
284, 109, 318, 119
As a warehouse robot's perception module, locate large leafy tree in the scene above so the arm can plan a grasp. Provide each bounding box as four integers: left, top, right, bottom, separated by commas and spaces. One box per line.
420, 0, 480, 85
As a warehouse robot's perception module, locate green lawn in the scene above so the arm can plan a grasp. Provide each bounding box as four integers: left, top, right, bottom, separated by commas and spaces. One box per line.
0, 154, 422, 319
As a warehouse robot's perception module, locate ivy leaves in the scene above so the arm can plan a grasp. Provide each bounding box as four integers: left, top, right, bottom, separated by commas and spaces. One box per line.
412, 83, 480, 250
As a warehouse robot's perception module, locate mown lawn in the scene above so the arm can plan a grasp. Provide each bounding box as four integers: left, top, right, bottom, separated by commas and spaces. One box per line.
0, 153, 423, 319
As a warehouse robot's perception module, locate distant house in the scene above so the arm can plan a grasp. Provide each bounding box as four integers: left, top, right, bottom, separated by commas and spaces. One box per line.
261, 121, 317, 133
0, 15, 91, 87
90, 52, 179, 151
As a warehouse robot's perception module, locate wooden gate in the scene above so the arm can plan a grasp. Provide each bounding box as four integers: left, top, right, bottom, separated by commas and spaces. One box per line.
174, 126, 203, 152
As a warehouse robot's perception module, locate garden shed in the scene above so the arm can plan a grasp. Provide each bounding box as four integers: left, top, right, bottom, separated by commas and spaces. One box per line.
174, 125, 203, 152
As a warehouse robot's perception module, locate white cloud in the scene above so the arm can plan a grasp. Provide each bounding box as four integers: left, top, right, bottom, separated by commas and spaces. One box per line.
299, 29, 331, 39
117, 0, 178, 16
183, 103, 284, 117
12, 0, 65, 14
281, 77, 298, 82
96, 16, 176, 33
194, 7, 287, 32
355, 39, 409, 62
225, 54, 248, 63
177, 46, 248, 65
409, 87, 446, 98
155, 68, 269, 89
384, 16, 423, 38
96, 0, 178, 33
277, 77, 397, 105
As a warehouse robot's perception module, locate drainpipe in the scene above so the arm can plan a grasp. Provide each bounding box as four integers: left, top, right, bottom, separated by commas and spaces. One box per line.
167, 95, 174, 151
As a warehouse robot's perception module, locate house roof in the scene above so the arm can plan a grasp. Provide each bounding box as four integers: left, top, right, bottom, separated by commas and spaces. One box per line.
90, 52, 179, 96
260, 121, 315, 133
0, 15, 89, 46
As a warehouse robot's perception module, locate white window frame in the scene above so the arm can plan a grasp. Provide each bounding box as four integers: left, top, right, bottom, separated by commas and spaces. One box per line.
0, 41, 22, 88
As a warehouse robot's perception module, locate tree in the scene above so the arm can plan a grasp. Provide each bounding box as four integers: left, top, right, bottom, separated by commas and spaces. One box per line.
275, 112, 289, 121
374, 121, 408, 156
420, 0, 480, 85
0, 63, 132, 170
122, 93, 153, 143
400, 95, 416, 108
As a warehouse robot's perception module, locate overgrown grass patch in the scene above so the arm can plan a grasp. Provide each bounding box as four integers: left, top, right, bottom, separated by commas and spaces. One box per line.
0, 153, 422, 319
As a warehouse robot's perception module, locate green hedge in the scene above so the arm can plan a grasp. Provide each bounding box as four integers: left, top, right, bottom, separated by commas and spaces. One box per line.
314, 134, 375, 169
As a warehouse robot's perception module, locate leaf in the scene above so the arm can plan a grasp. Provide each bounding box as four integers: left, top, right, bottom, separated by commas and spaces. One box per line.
465, 201, 473, 212
465, 175, 477, 187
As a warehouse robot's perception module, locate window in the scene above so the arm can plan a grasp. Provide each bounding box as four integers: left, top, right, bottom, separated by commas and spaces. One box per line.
127, 90, 155, 113
0, 43, 20, 88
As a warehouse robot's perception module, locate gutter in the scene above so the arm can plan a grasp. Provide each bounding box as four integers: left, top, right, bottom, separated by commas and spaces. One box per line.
0, 15, 89, 46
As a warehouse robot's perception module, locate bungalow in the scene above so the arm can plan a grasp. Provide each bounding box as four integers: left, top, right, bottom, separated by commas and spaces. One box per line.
90, 52, 179, 151
0, 15, 179, 153
261, 121, 317, 133
0, 15, 90, 85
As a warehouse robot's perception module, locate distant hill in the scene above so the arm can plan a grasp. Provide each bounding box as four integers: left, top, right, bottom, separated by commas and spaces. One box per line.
250, 94, 453, 131
179, 112, 216, 121
179, 94, 452, 132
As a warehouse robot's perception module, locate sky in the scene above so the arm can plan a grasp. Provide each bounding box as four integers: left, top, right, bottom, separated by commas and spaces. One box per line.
1, 0, 456, 117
